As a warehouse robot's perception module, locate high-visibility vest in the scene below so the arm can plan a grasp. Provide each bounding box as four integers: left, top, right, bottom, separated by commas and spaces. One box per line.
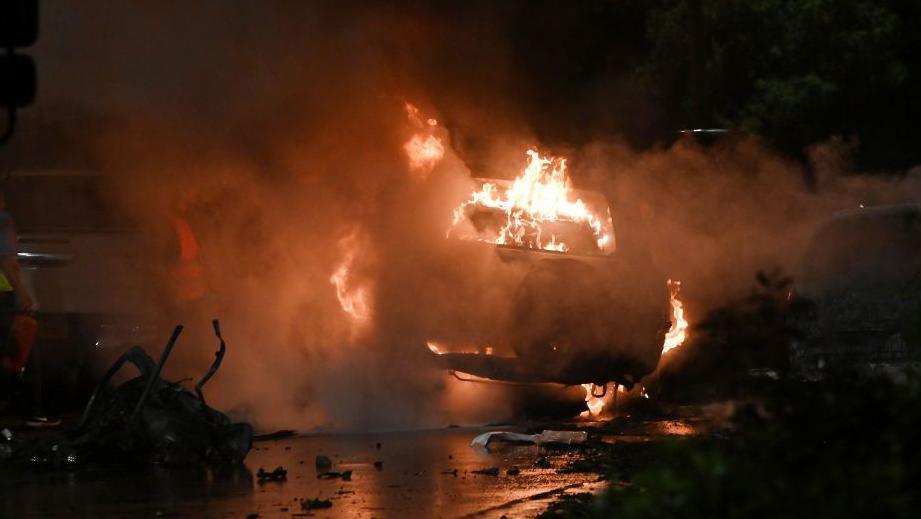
0, 272, 12, 292
170, 215, 208, 302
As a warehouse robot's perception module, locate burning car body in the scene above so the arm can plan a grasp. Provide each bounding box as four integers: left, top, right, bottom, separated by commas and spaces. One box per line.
423, 148, 685, 395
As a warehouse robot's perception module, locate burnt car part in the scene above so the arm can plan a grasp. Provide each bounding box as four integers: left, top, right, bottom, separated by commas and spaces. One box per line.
435, 256, 667, 388
14, 320, 252, 467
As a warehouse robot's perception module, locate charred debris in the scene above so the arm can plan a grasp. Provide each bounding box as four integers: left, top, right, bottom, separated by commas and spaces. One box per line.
1, 320, 253, 468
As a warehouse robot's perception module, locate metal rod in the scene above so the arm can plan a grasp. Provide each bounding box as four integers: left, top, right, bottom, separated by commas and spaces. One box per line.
129, 325, 183, 424
195, 320, 225, 407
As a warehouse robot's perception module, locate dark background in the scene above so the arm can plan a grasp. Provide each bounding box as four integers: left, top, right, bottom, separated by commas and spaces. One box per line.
4, 0, 921, 175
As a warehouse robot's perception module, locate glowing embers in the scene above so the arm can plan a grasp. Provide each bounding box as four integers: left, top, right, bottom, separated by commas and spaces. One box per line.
330, 228, 372, 323
449, 150, 613, 255
662, 279, 688, 354
403, 103, 445, 177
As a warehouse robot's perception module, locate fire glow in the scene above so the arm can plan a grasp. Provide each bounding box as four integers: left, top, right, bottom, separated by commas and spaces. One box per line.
582, 280, 689, 416
330, 229, 372, 323
403, 103, 445, 177
662, 279, 688, 355
581, 383, 626, 417
449, 149, 612, 254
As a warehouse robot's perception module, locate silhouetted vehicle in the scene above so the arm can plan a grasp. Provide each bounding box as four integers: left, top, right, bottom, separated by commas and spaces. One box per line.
5, 170, 156, 406
430, 180, 671, 389
677, 128, 729, 147
792, 204, 921, 373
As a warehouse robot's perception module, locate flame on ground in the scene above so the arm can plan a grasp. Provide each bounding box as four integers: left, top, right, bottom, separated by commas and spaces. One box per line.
450, 149, 612, 253
330, 229, 372, 323
662, 279, 688, 354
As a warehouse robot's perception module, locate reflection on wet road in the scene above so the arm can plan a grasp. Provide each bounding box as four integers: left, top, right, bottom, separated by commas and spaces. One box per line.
1, 415, 716, 518
0, 427, 602, 518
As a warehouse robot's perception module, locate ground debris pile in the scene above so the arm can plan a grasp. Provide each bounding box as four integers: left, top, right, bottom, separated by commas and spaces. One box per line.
257, 466, 288, 482
2, 321, 253, 468
301, 498, 333, 511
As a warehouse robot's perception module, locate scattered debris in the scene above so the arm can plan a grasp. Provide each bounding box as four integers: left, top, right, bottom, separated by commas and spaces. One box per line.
536, 457, 552, 468
316, 455, 332, 471
0, 428, 15, 461
317, 470, 352, 481
506, 466, 521, 476
301, 498, 333, 510
471, 430, 588, 449
257, 466, 288, 482
473, 467, 500, 476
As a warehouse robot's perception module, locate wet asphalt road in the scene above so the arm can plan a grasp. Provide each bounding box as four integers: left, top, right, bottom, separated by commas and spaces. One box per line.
0, 426, 604, 518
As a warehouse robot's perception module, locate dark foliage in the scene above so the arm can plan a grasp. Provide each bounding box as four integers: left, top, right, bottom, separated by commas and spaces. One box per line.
590, 368, 921, 518
503, 0, 921, 169
650, 269, 803, 402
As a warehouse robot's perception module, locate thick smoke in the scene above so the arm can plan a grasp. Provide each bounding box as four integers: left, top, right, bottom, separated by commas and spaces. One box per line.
7, 2, 920, 430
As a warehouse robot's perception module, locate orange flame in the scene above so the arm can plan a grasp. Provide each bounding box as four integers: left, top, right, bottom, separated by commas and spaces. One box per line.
580, 383, 626, 418
426, 340, 493, 356
450, 149, 612, 253
330, 229, 372, 322
403, 103, 445, 177
404, 134, 445, 174
662, 279, 688, 354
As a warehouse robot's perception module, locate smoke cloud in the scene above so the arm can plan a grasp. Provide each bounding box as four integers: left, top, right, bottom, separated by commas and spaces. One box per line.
5, 2, 920, 430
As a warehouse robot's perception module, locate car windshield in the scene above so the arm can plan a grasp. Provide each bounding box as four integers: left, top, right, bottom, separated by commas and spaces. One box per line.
467, 206, 606, 255
453, 178, 616, 256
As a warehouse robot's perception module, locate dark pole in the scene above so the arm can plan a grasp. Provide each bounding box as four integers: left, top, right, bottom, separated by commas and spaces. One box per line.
129, 325, 184, 424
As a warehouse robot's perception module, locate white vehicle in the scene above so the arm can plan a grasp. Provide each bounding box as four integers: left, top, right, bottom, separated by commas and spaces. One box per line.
6, 170, 157, 403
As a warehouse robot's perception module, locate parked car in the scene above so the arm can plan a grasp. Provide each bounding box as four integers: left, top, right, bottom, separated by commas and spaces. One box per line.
792, 204, 921, 373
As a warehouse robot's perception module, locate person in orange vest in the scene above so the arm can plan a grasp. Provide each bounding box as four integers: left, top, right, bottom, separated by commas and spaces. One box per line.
169, 211, 209, 304
158, 195, 217, 379
0, 187, 59, 427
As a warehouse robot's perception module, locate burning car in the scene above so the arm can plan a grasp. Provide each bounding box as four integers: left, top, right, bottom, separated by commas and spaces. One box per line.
427, 150, 682, 391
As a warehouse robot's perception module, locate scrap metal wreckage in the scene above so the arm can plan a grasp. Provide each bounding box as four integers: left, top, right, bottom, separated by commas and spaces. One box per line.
1, 321, 253, 467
